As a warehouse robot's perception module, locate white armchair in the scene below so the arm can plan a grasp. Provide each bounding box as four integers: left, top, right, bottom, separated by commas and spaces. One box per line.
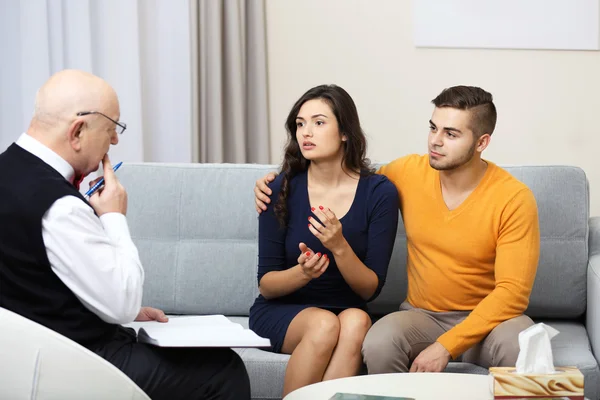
0, 307, 150, 400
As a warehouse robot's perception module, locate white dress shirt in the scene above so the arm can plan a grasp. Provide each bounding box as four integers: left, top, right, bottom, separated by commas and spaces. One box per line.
16, 133, 144, 324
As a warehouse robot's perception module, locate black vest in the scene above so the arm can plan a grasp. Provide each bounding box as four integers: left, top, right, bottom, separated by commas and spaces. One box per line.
0, 144, 118, 349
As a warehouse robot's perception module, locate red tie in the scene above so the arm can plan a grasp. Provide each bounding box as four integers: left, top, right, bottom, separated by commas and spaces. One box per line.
73, 175, 84, 191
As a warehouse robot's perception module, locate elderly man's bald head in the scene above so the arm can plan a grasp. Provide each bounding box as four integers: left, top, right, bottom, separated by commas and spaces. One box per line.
33, 69, 117, 126
27, 69, 121, 177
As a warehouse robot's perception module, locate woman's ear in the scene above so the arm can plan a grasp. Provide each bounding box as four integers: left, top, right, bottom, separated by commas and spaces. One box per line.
341, 134, 348, 142
67, 120, 85, 151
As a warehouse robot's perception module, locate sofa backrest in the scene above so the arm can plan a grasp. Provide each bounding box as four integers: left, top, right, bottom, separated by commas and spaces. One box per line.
119, 162, 589, 319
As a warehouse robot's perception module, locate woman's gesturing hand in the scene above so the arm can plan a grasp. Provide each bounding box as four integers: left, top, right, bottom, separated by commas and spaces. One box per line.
308, 206, 347, 253
297, 242, 329, 279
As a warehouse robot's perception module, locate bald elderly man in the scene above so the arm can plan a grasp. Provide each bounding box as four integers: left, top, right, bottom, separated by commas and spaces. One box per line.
0, 70, 251, 400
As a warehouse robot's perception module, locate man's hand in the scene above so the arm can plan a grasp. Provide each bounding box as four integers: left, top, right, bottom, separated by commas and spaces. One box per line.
88, 154, 128, 216
254, 172, 278, 213
409, 342, 451, 373
135, 307, 169, 322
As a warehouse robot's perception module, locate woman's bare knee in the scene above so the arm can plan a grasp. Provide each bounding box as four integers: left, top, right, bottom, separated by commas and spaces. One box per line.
282, 308, 340, 354
304, 310, 340, 350
338, 308, 372, 345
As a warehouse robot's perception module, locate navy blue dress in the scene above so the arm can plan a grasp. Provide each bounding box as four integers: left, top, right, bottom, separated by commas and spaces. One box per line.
249, 171, 399, 353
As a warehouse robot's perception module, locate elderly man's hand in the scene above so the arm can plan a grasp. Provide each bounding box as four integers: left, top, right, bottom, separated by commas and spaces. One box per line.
135, 307, 169, 322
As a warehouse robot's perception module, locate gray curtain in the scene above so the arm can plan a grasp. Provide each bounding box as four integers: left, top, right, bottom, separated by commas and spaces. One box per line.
192, 0, 270, 163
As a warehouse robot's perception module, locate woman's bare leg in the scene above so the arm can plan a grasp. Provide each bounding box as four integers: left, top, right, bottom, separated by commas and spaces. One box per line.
322, 308, 372, 380
280, 307, 340, 396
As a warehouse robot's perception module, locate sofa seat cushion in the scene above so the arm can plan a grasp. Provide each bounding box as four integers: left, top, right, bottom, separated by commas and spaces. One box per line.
444, 362, 488, 374
233, 347, 288, 400
229, 317, 288, 400
540, 320, 599, 399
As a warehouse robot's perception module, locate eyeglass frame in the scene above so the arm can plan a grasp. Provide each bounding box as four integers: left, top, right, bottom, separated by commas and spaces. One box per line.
76, 111, 127, 135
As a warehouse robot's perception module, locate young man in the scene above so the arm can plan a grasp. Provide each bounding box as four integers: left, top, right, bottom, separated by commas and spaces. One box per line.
253, 85, 540, 373
0, 69, 251, 399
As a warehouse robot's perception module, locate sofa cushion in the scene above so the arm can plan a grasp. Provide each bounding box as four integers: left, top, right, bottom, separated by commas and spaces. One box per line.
233, 347, 287, 400
542, 320, 599, 400
120, 163, 273, 315
510, 167, 589, 319
229, 317, 286, 400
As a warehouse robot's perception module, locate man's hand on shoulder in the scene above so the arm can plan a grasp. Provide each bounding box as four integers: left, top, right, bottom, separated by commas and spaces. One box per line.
409, 342, 451, 373
255, 172, 278, 213
135, 306, 169, 322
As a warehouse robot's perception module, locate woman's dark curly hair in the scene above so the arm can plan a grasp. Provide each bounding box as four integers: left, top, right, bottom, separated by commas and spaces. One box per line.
274, 84, 374, 227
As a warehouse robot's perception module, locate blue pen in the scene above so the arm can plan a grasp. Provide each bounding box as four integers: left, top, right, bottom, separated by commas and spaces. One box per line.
85, 161, 123, 197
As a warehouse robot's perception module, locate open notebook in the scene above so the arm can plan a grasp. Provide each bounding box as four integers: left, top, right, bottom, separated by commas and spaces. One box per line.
123, 315, 271, 348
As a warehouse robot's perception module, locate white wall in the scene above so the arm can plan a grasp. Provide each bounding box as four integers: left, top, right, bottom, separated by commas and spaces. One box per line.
265, 0, 600, 216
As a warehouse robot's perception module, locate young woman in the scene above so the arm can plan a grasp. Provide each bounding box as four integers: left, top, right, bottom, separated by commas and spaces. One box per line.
249, 84, 399, 396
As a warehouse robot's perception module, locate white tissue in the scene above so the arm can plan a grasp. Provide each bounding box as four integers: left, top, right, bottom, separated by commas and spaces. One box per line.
515, 323, 559, 374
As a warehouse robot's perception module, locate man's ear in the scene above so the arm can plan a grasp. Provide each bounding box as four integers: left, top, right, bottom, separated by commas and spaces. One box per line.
67, 120, 85, 151
476, 133, 491, 153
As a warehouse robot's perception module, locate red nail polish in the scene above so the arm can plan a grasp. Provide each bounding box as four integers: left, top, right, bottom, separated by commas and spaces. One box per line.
311, 207, 315, 211
324, 254, 328, 259
308, 224, 311, 228
306, 252, 310, 256
308, 216, 311, 220
319, 206, 324, 210
317, 253, 321, 257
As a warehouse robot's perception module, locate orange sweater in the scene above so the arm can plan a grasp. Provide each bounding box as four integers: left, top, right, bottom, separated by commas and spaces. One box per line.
379, 154, 540, 358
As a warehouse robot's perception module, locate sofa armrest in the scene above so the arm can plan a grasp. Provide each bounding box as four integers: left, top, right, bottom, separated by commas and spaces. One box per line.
586, 217, 600, 363
591, 217, 600, 258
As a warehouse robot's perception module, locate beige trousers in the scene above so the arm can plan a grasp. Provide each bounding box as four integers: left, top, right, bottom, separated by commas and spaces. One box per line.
362, 302, 533, 373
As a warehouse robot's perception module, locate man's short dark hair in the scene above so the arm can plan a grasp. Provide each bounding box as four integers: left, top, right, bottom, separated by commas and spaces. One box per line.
432, 86, 497, 137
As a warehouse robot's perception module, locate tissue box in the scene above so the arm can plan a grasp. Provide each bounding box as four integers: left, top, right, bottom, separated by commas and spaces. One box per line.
489, 366, 584, 399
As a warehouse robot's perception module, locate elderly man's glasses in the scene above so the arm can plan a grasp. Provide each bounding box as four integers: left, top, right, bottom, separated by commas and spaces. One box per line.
76, 111, 127, 135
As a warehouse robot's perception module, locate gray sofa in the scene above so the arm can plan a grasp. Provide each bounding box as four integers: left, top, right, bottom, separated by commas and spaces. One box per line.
119, 162, 600, 400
